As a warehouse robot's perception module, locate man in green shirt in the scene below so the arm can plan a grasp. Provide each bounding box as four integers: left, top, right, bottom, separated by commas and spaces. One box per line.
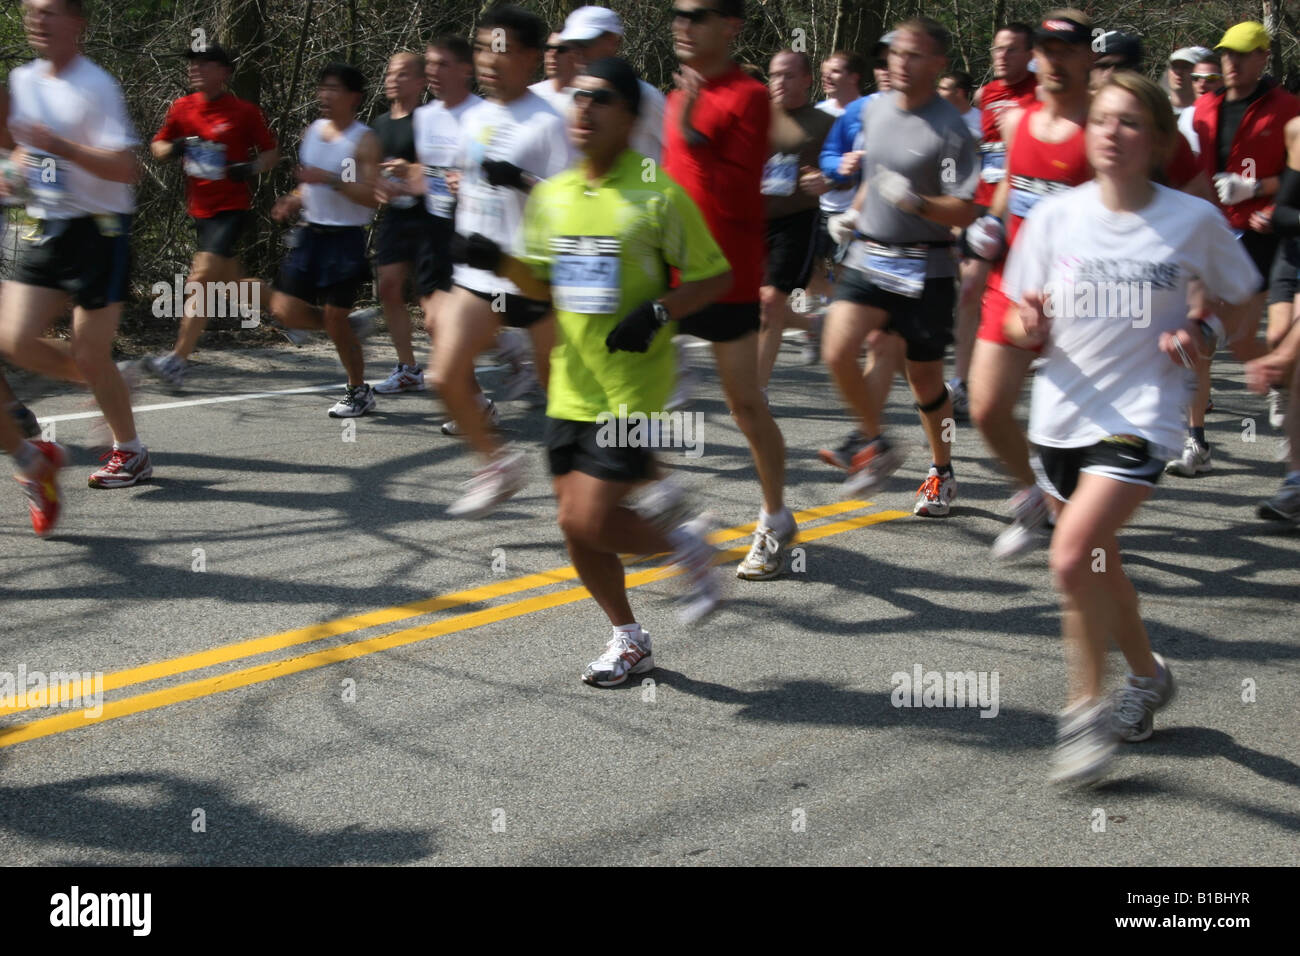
456, 57, 732, 686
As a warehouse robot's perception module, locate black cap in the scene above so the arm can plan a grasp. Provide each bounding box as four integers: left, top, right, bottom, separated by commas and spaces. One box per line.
1034, 16, 1092, 46
1096, 31, 1143, 69
184, 43, 233, 67
582, 56, 642, 116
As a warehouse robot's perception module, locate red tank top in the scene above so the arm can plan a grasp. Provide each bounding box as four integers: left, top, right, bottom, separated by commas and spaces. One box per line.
974, 73, 1038, 206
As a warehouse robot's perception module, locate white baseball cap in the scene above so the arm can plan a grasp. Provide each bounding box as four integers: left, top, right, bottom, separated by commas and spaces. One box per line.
560, 6, 624, 43
1169, 45, 1215, 65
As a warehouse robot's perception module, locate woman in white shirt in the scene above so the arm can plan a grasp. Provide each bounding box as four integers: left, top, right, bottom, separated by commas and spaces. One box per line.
1001, 72, 1259, 787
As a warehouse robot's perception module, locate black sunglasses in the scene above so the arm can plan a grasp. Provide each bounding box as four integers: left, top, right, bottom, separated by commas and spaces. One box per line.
573, 87, 621, 106
546, 44, 571, 54
672, 8, 722, 25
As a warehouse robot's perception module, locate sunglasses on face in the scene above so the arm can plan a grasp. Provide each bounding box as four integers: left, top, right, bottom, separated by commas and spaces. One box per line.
672, 7, 721, 25
1191, 72, 1222, 81
546, 44, 571, 54
573, 87, 621, 106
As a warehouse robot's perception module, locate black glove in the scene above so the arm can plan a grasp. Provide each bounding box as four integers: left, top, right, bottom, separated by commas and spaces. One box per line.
449, 232, 504, 272
169, 136, 200, 161
605, 300, 668, 354
226, 161, 256, 182
482, 159, 528, 190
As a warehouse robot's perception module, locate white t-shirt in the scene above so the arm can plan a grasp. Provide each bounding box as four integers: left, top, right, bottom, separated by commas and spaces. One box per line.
454, 92, 574, 295
413, 93, 482, 219
1002, 181, 1259, 455
631, 81, 666, 163
299, 119, 373, 227
8, 54, 137, 218
816, 97, 855, 214
528, 79, 574, 116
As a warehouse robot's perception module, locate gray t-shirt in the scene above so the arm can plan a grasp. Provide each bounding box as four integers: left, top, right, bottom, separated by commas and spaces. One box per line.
855, 92, 979, 278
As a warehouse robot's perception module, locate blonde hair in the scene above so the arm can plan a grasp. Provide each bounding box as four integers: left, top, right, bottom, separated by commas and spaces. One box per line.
1094, 70, 1177, 177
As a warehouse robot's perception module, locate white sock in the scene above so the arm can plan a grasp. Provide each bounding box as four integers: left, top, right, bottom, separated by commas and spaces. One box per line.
113, 437, 143, 453
613, 622, 643, 640
760, 506, 794, 534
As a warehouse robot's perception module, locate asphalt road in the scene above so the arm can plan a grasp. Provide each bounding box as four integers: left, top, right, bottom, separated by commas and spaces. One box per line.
0, 334, 1296, 865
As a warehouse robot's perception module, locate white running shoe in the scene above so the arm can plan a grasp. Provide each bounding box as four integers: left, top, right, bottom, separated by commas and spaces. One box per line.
736, 511, 797, 580
1267, 386, 1287, 430
374, 364, 426, 394
669, 513, 720, 624
1164, 437, 1211, 476
632, 473, 692, 534
582, 626, 654, 687
446, 447, 526, 518
992, 485, 1051, 561
666, 342, 699, 411
143, 353, 187, 390
1049, 698, 1119, 787
913, 466, 957, 517
842, 438, 905, 497
441, 398, 501, 436
328, 383, 376, 418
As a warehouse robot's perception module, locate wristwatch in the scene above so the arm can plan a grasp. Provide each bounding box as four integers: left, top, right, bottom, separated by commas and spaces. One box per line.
651, 301, 671, 327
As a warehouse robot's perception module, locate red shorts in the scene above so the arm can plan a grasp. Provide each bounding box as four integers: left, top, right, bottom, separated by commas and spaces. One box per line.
977, 282, 1042, 354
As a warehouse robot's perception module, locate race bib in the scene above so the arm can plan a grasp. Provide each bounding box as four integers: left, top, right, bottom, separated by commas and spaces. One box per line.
550, 236, 621, 314
25, 152, 69, 210
979, 143, 1006, 185
423, 165, 455, 218
385, 170, 418, 210
850, 239, 928, 299
465, 181, 505, 234
183, 140, 227, 180
761, 153, 798, 197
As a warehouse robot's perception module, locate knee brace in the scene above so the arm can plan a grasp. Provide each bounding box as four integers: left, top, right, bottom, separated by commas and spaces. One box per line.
915, 387, 949, 414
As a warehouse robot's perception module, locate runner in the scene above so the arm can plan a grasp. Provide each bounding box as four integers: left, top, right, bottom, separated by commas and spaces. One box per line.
966, 12, 1093, 557
467, 58, 732, 680
949, 22, 1036, 420
1167, 46, 1214, 152
559, 7, 666, 163
1169, 20, 1300, 476
662, 0, 799, 579
756, 50, 833, 393
1184, 54, 1225, 156
820, 17, 979, 518
938, 70, 981, 139
268, 64, 381, 418
0, 394, 63, 536
366, 52, 435, 396
528, 32, 579, 114
1245, 319, 1300, 523
431, 4, 572, 517
144, 42, 278, 390
0, 0, 150, 489
1000, 72, 1258, 785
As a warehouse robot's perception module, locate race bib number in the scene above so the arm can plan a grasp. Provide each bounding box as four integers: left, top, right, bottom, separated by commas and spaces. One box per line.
424, 165, 454, 218
850, 240, 927, 299
25, 152, 69, 210
183, 140, 227, 180
979, 144, 1006, 185
551, 236, 621, 314
761, 153, 798, 197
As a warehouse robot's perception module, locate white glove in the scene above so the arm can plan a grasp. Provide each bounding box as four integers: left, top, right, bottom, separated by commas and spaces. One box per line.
828, 209, 857, 245
1214, 172, 1258, 206
965, 215, 1006, 262
871, 168, 922, 213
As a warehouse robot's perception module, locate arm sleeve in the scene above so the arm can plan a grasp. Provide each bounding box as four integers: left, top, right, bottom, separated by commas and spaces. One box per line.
153, 101, 182, 143
939, 118, 980, 200
819, 110, 853, 182
1270, 165, 1300, 235
536, 113, 574, 180
93, 77, 138, 150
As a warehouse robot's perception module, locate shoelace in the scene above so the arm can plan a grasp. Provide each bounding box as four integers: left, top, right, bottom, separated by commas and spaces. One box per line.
596, 634, 643, 667
917, 474, 943, 500
744, 528, 779, 565
1112, 684, 1160, 728
97, 448, 132, 473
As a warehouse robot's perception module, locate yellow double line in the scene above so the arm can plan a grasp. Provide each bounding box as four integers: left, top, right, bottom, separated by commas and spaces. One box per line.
0, 499, 907, 748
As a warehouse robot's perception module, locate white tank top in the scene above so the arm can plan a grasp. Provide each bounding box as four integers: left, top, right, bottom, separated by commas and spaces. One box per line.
300, 119, 372, 226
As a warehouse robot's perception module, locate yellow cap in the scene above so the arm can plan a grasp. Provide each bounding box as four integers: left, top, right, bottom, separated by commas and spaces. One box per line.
1215, 21, 1270, 53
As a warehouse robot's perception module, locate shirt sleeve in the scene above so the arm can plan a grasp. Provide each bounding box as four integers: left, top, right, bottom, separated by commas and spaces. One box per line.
535, 112, 574, 180
635, 85, 666, 163
819, 110, 853, 182
1193, 204, 1264, 304
660, 179, 731, 283
1000, 199, 1054, 303
153, 100, 183, 143
93, 74, 138, 150
939, 113, 980, 200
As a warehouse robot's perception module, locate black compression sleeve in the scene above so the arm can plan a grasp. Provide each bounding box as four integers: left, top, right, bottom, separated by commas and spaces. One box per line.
1271, 165, 1300, 236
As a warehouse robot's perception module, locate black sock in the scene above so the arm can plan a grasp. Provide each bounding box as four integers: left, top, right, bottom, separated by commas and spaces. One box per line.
1189, 426, 1206, 445
934, 462, 954, 477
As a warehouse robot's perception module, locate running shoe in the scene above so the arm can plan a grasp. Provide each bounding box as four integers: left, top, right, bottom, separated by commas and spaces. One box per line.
1164, 437, 1211, 476
328, 383, 376, 418
992, 485, 1051, 561
142, 353, 187, 391
88, 445, 152, 489
271, 321, 314, 347
1049, 698, 1119, 787
348, 307, 381, 341
913, 466, 957, 517
501, 361, 541, 403
1258, 479, 1300, 523
9, 403, 40, 439
819, 429, 867, 470
1111, 653, 1177, 743
16, 440, 65, 537
446, 447, 526, 518
1267, 386, 1287, 430
947, 378, 969, 422
582, 626, 654, 688
669, 513, 720, 624
632, 472, 692, 534
736, 512, 798, 580
842, 437, 905, 497
666, 343, 698, 412
441, 398, 501, 436
373, 364, 426, 394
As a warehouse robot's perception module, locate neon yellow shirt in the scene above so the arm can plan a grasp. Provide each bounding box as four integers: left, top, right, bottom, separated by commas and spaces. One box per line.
523, 149, 729, 421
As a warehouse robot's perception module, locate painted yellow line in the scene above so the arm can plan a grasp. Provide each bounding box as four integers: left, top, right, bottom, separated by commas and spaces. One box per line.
0, 498, 873, 716
0, 507, 907, 748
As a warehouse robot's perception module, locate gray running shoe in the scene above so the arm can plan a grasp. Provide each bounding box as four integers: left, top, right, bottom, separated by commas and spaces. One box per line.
1111, 653, 1177, 742
1258, 480, 1300, 523
1164, 437, 1211, 476
1050, 698, 1119, 787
